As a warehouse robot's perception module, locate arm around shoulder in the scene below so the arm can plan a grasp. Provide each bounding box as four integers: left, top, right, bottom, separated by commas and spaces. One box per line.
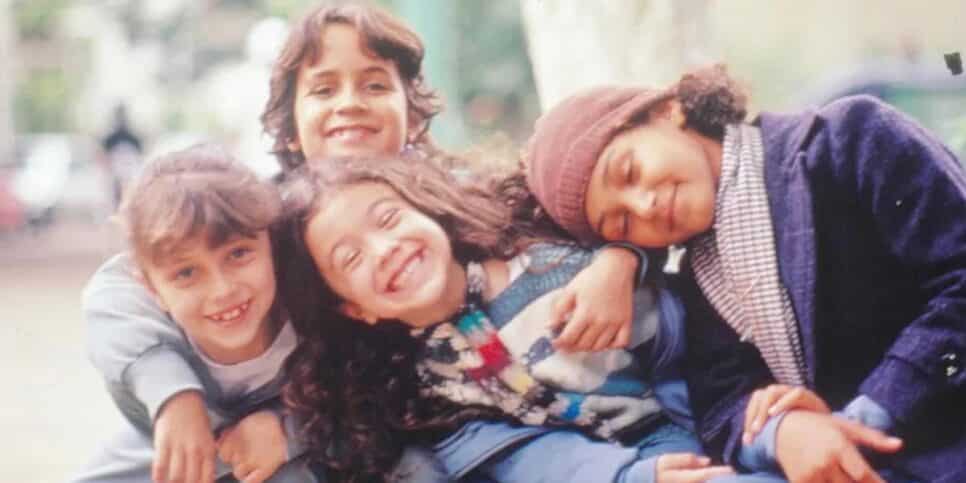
83, 253, 205, 422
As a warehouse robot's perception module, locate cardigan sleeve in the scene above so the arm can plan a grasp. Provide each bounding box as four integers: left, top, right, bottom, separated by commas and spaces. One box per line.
826, 96, 966, 430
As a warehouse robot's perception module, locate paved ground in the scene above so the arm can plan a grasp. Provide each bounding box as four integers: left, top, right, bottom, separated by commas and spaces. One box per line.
1, 219, 129, 482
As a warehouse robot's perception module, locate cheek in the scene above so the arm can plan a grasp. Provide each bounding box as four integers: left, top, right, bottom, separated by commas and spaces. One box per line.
162, 291, 199, 321
321, 267, 367, 307
295, 99, 326, 136
386, 94, 410, 135
255, 261, 278, 293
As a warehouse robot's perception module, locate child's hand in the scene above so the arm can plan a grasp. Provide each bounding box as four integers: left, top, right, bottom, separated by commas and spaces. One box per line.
655, 453, 734, 483
217, 410, 287, 483
550, 247, 638, 352
743, 384, 831, 445
152, 390, 216, 483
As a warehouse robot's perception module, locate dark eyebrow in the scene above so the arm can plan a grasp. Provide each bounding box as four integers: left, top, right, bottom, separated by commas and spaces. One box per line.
305, 69, 336, 82
307, 65, 390, 80
360, 66, 391, 76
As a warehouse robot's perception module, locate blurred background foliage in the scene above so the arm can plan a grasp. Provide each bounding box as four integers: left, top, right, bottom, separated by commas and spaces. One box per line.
3, 0, 966, 177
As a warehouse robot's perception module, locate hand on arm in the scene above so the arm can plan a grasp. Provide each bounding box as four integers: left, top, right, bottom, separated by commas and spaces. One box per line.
743, 384, 831, 445
216, 410, 288, 483
775, 411, 902, 483
152, 390, 216, 483
551, 247, 639, 352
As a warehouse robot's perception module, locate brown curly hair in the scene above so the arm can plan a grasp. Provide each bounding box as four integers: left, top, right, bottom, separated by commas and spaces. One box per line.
276, 157, 565, 481
639, 63, 749, 141
261, 1, 445, 173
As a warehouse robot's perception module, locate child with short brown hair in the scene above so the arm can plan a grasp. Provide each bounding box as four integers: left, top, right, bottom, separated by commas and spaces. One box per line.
72, 144, 312, 483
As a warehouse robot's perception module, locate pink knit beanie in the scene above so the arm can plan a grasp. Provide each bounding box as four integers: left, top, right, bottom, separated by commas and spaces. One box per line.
525, 85, 674, 242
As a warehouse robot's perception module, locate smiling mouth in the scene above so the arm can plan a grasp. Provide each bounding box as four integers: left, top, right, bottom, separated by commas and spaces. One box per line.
206, 300, 251, 324
326, 125, 378, 140
385, 248, 424, 293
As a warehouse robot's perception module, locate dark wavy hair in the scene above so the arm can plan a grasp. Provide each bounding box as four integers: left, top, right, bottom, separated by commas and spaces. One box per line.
261, 1, 446, 172
276, 157, 565, 481
630, 63, 748, 140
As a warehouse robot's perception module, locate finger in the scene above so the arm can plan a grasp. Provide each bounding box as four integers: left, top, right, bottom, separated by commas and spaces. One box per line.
590, 324, 618, 352
657, 452, 711, 471
826, 464, 854, 483
233, 463, 254, 482
835, 419, 903, 453
610, 323, 631, 349
200, 450, 216, 483
678, 465, 735, 483
549, 291, 576, 330
182, 446, 200, 483
244, 468, 271, 483
743, 390, 765, 444
572, 315, 606, 352
152, 443, 171, 483
838, 446, 885, 483
768, 387, 818, 416
216, 440, 233, 466
167, 449, 184, 483
752, 385, 790, 432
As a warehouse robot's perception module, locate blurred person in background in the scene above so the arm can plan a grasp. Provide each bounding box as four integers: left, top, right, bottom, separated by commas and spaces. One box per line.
99, 104, 144, 208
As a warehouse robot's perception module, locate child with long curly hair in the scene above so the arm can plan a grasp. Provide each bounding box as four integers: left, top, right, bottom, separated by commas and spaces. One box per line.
77, 2, 651, 481
277, 156, 791, 483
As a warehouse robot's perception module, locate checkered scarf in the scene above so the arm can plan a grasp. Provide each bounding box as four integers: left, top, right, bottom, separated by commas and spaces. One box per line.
689, 124, 807, 385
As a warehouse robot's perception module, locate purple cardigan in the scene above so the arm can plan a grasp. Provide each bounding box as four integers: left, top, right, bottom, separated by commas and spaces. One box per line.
674, 95, 966, 482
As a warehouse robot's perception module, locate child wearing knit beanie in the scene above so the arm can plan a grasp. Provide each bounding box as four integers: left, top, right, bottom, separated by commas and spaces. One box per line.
523, 63, 966, 483
524, 64, 744, 247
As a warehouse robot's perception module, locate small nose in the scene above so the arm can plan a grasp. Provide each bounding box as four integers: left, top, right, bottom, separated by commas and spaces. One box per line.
210, 270, 237, 300
372, 236, 400, 270
335, 87, 367, 113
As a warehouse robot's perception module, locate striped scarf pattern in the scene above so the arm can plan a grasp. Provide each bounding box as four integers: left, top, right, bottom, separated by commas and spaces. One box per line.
689, 124, 807, 385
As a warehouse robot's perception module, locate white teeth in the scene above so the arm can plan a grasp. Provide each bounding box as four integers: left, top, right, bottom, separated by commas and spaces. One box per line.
211, 302, 248, 323
331, 127, 369, 140
389, 252, 420, 292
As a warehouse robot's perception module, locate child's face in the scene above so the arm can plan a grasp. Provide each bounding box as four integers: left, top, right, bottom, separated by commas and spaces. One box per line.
143, 231, 277, 364
584, 106, 718, 247
292, 24, 409, 162
304, 182, 460, 328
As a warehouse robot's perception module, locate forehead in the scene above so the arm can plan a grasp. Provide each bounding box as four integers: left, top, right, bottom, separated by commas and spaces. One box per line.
301, 23, 396, 74
145, 231, 259, 269
307, 182, 400, 241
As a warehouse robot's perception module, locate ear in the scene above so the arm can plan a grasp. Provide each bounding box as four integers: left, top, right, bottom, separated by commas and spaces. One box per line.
406, 113, 426, 145
338, 301, 380, 325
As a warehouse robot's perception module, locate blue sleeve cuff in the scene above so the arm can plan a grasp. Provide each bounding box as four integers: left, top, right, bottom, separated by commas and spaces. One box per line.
736, 412, 786, 473
600, 242, 649, 287
836, 395, 895, 433
619, 455, 658, 483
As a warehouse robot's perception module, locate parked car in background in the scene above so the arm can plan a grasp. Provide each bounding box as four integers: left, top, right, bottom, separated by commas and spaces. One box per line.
6, 134, 110, 233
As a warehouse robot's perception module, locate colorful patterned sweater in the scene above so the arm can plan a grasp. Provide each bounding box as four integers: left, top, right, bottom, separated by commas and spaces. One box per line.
413, 243, 686, 441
